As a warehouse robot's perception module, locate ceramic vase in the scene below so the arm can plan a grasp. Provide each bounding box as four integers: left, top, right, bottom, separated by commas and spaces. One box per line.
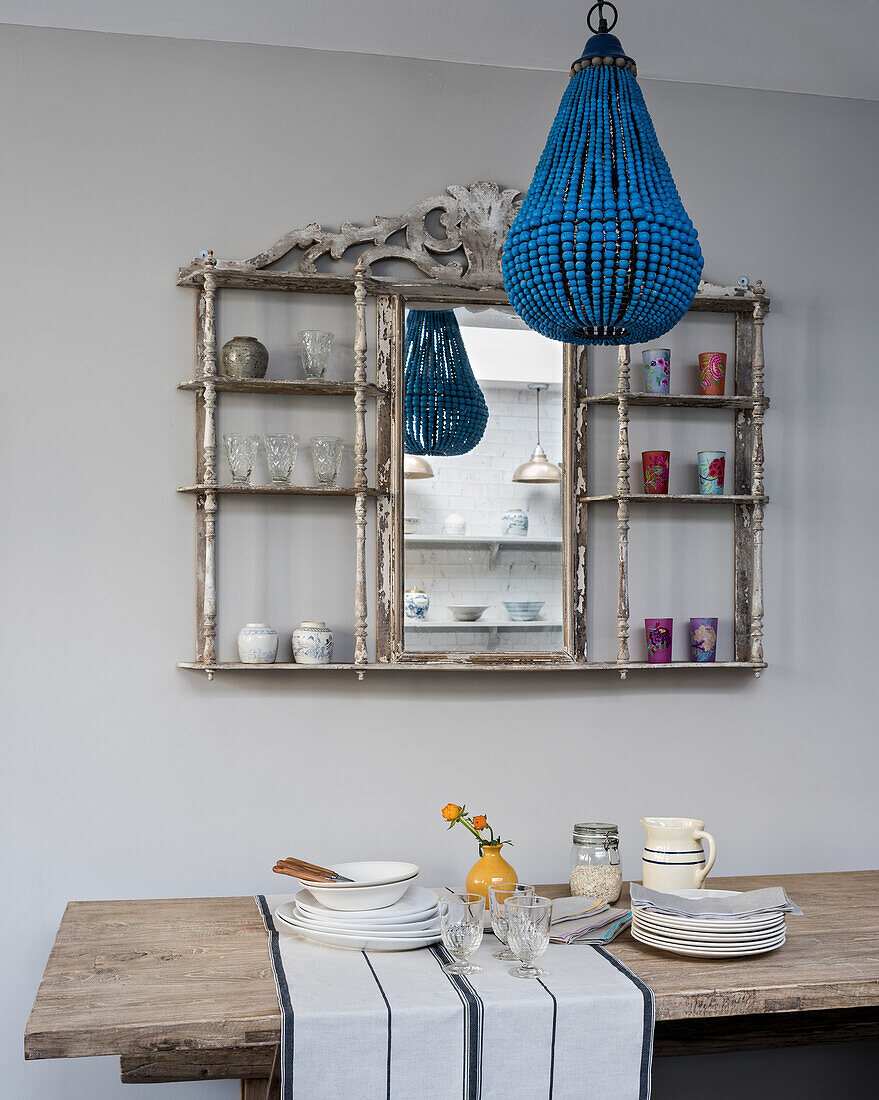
465, 844, 518, 906
220, 336, 269, 380
641, 348, 671, 394
502, 509, 529, 537
697, 451, 725, 495
404, 588, 430, 620
237, 623, 279, 664
698, 352, 726, 396
642, 450, 670, 494
690, 617, 718, 663
645, 618, 673, 664
443, 514, 467, 536
292, 621, 333, 665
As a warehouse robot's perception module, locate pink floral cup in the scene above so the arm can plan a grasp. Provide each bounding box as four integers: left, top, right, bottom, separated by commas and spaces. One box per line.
642, 450, 670, 494
698, 352, 726, 396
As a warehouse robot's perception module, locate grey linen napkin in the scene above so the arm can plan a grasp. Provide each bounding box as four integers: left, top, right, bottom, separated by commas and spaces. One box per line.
629, 884, 802, 919
550, 896, 632, 944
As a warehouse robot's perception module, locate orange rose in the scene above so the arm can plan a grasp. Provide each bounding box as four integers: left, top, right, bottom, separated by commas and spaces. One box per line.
472, 815, 487, 831
442, 803, 462, 821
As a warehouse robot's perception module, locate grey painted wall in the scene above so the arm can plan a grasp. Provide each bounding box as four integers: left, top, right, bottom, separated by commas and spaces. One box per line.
2, 25, 878, 1099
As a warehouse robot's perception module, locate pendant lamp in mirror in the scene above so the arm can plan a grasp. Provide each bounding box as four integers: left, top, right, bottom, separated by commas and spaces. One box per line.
512, 383, 562, 484
404, 453, 435, 479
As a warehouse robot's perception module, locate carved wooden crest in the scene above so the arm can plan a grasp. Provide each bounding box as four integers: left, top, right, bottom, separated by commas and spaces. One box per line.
180, 182, 523, 289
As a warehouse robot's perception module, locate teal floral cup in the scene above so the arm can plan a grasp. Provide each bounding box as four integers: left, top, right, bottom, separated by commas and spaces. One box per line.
697, 451, 725, 495
641, 349, 671, 394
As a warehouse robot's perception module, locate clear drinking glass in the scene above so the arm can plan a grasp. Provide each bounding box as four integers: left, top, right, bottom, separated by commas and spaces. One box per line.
505, 894, 553, 979
263, 433, 299, 484
489, 882, 535, 960
223, 433, 260, 485
439, 892, 484, 975
310, 436, 344, 487
299, 330, 334, 379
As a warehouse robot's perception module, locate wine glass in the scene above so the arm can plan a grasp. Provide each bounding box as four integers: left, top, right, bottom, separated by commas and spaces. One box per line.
505, 894, 553, 979
264, 433, 299, 484
489, 882, 535, 961
223, 433, 260, 485
438, 892, 484, 974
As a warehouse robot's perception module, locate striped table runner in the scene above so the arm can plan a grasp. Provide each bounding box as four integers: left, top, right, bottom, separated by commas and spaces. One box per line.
257, 895, 653, 1100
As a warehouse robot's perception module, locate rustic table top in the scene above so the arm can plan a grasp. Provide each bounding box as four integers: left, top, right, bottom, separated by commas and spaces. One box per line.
25, 871, 879, 1061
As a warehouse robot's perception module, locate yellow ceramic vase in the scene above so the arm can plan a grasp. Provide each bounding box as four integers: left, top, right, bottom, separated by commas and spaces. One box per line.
465, 844, 517, 904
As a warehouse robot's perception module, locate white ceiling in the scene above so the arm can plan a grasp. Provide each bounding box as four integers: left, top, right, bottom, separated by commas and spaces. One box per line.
3, 0, 878, 101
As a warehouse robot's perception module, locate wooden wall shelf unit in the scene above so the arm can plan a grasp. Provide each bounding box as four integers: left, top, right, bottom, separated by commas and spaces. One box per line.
177, 182, 769, 680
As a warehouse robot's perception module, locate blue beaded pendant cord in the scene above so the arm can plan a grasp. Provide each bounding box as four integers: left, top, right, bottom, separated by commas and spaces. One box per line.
502, 2, 703, 345
404, 310, 489, 457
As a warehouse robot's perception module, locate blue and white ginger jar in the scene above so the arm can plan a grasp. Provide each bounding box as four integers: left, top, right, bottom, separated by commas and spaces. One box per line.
404, 588, 430, 620
292, 621, 334, 665
502, 509, 529, 537
237, 623, 279, 664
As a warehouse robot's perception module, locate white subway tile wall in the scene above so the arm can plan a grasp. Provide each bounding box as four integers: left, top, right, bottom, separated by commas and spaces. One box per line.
404, 382, 564, 653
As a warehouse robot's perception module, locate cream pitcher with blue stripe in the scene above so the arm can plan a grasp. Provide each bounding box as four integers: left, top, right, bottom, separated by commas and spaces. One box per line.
640, 817, 717, 890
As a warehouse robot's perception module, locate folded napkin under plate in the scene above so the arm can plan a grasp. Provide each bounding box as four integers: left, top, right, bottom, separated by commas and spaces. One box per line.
630, 886, 800, 959
630, 884, 803, 919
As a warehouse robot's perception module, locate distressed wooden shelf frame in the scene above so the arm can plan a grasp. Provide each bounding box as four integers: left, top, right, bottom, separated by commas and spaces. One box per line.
176, 182, 768, 678
179, 255, 381, 680
579, 283, 770, 677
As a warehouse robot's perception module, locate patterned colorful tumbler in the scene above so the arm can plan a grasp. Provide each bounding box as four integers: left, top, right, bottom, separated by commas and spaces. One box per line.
642, 451, 670, 494
690, 618, 718, 663
642, 349, 671, 395
699, 352, 726, 396
697, 451, 725, 495
645, 619, 673, 664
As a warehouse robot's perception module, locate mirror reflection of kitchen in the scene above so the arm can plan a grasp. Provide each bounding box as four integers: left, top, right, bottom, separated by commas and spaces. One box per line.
403, 305, 564, 653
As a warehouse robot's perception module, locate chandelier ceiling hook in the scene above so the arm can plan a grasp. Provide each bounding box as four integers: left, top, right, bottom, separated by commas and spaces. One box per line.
587, 1, 618, 35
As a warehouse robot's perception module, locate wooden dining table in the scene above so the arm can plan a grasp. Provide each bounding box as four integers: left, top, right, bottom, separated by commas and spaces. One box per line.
24, 872, 879, 1098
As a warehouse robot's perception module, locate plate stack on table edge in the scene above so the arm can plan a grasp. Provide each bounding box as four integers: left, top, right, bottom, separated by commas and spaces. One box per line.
275, 885, 441, 951
631, 890, 786, 958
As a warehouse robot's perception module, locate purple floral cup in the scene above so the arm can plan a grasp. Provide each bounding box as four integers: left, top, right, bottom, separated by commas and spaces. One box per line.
645, 618, 673, 664
690, 618, 718, 662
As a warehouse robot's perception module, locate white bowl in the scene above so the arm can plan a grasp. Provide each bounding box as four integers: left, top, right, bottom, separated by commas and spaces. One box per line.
297, 861, 419, 911
447, 604, 489, 622
503, 600, 545, 621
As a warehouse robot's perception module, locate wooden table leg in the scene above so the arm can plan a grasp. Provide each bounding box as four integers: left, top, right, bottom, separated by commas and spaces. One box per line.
240, 1045, 280, 1100
240, 1082, 267, 1100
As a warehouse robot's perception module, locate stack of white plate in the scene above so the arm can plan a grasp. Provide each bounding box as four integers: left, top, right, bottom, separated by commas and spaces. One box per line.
275, 885, 441, 951
631, 890, 786, 958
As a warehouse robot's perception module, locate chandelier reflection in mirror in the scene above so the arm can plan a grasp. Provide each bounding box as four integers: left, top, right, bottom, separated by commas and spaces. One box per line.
502, 0, 703, 345
403, 310, 489, 457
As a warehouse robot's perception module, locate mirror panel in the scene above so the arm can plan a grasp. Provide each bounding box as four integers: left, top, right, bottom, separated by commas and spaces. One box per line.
402, 305, 565, 655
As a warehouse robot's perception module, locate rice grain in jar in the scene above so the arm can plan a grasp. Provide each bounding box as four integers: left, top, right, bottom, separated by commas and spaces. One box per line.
570, 822, 622, 903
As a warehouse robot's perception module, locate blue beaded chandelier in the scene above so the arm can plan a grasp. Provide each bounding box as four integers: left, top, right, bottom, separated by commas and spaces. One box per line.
404, 310, 489, 457
502, 1, 703, 345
